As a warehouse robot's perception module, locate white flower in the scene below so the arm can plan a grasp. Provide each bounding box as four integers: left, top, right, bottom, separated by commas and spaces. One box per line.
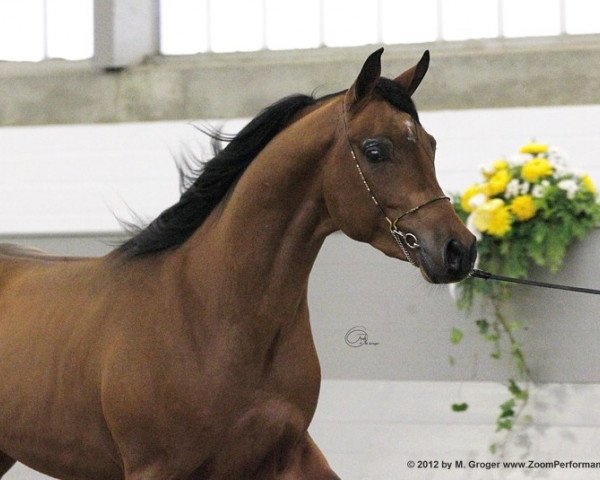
552, 163, 570, 178
508, 153, 534, 165
468, 193, 487, 210
531, 185, 544, 198
532, 180, 550, 199
547, 146, 569, 166
557, 179, 578, 199
519, 181, 531, 195
505, 179, 521, 199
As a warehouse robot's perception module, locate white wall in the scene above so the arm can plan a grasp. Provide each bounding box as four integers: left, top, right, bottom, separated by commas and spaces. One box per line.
2, 105, 600, 235
2, 105, 600, 479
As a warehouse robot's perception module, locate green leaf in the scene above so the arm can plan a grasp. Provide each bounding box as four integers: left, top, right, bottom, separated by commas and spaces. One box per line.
450, 327, 464, 345
508, 379, 529, 401
500, 408, 515, 418
509, 321, 524, 332
452, 403, 469, 412
496, 418, 513, 431
475, 319, 489, 335
511, 348, 528, 378
500, 399, 516, 414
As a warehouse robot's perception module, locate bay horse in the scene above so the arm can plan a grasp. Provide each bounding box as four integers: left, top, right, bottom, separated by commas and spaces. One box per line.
0, 49, 476, 479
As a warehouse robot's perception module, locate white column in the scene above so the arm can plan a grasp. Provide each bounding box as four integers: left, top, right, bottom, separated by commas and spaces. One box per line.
94, 0, 160, 69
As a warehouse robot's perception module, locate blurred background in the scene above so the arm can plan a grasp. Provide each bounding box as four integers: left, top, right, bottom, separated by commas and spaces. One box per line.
2, 1, 600, 479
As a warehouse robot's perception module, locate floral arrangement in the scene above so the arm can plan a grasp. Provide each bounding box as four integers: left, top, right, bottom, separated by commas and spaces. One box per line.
450, 141, 600, 452
455, 141, 600, 302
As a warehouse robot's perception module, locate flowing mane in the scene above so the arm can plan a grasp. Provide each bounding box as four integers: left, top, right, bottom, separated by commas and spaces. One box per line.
118, 78, 419, 257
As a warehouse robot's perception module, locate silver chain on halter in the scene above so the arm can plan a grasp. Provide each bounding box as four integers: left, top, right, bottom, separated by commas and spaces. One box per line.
341, 98, 450, 266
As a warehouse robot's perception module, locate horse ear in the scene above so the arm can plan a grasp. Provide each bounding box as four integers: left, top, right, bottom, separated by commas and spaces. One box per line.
346, 47, 384, 109
394, 50, 430, 96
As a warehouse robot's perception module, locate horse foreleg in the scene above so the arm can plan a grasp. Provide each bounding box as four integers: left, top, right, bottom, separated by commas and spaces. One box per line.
282, 433, 340, 480
0, 452, 16, 478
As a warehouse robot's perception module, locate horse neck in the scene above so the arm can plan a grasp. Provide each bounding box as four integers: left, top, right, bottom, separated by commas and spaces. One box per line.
182, 100, 340, 315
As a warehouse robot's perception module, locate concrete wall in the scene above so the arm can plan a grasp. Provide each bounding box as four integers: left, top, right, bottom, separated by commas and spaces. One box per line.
1, 35, 600, 126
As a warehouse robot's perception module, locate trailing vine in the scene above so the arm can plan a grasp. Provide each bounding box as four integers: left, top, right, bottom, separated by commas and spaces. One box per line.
449, 141, 600, 453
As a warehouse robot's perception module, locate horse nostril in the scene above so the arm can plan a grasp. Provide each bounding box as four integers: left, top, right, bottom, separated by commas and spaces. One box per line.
444, 239, 466, 272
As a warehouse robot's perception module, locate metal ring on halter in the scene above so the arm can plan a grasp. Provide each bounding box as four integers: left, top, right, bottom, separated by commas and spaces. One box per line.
393, 230, 420, 249
390, 229, 419, 265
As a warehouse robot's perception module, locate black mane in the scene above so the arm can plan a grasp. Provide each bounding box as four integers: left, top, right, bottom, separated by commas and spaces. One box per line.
118, 79, 418, 257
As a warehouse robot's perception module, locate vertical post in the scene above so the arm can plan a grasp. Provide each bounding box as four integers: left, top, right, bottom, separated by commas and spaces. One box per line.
206, 0, 212, 53
42, 0, 49, 59
319, 0, 326, 47
436, 0, 444, 41
262, 0, 268, 50
559, 0, 567, 35
497, 0, 504, 38
376, 0, 384, 44
94, 0, 160, 69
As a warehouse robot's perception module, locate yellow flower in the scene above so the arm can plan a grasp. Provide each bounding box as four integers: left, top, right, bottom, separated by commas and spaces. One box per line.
460, 184, 485, 213
510, 195, 537, 222
482, 159, 509, 179
582, 174, 597, 195
472, 199, 512, 237
485, 169, 511, 196
493, 159, 509, 171
520, 142, 549, 155
521, 158, 553, 183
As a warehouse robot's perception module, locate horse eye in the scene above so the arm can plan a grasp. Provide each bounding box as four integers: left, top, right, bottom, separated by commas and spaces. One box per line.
361, 138, 391, 163
365, 146, 384, 163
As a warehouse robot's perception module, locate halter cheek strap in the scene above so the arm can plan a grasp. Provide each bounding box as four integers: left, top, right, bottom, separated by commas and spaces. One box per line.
342, 102, 450, 266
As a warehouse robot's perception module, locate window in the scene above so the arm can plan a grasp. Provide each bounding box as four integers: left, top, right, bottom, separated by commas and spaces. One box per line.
265, 0, 321, 50
502, 0, 561, 38
565, 0, 600, 34
159, 0, 208, 55
160, 0, 600, 55
442, 0, 499, 41
0, 0, 93, 61
1, 0, 599, 62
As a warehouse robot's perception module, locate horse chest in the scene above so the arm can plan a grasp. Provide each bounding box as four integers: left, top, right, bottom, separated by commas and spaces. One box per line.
258, 313, 321, 413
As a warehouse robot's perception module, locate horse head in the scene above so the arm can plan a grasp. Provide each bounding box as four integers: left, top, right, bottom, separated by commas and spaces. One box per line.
323, 48, 476, 283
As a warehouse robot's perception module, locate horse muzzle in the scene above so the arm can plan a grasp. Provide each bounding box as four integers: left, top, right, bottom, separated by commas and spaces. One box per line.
419, 236, 477, 284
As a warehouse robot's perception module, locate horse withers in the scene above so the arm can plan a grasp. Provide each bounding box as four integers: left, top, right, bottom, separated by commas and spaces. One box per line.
0, 49, 475, 479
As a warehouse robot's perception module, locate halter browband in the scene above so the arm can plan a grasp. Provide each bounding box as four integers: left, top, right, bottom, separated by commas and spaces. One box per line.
341, 98, 450, 265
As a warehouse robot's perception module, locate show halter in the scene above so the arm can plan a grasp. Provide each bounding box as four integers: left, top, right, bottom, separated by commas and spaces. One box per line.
342, 97, 600, 295
341, 98, 449, 266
